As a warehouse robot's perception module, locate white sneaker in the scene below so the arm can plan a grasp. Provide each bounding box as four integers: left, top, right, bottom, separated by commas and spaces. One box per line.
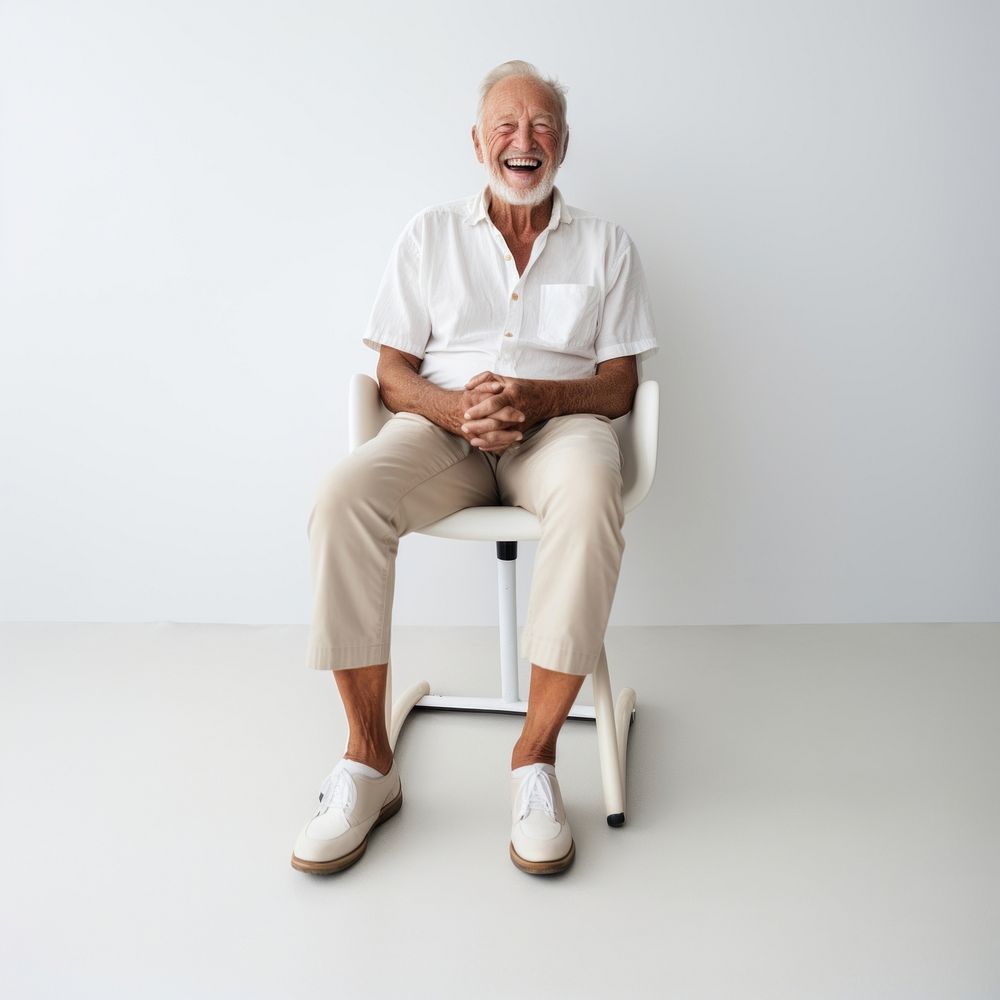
291, 759, 402, 874
509, 763, 575, 875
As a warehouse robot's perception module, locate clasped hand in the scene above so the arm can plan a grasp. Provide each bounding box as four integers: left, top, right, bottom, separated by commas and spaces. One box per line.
456, 372, 546, 454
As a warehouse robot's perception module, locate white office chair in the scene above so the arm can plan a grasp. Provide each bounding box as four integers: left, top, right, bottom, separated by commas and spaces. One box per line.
350, 373, 659, 826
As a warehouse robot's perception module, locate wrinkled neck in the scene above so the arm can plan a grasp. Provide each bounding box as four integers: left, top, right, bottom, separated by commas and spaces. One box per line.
488, 193, 553, 242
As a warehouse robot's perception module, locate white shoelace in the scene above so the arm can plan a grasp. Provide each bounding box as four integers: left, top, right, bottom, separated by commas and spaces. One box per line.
317, 766, 356, 814
517, 767, 557, 821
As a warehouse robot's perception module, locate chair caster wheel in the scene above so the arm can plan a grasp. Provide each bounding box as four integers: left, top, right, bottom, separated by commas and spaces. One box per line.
607, 812, 625, 828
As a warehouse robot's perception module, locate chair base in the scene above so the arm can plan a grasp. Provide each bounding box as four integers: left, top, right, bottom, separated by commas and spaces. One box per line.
388, 673, 638, 827
413, 694, 600, 720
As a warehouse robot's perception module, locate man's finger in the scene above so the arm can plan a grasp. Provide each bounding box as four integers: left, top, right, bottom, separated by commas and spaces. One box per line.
469, 429, 522, 447
477, 436, 519, 453
467, 382, 504, 401
463, 393, 513, 420
463, 420, 500, 436
472, 383, 504, 399
463, 420, 520, 437
465, 371, 500, 390
490, 406, 524, 424
461, 410, 524, 435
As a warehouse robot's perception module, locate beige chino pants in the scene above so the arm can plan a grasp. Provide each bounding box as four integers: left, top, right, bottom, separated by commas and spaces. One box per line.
305, 410, 625, 676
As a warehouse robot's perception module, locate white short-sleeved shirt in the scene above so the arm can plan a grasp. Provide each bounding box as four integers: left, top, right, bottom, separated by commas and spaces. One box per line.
362, 186, 658, 390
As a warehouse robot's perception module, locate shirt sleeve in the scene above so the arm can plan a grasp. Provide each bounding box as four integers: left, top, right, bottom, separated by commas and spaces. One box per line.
593, 231, 659, 364
362, 216, 431, 358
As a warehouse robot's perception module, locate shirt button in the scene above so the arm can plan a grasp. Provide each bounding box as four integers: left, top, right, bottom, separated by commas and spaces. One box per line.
504, 253, 512, 261
511, 292, 519, 301
504, 331, 513, 338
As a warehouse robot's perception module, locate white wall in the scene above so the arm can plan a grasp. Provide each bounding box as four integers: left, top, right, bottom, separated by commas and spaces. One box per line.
1, 0, 997, 626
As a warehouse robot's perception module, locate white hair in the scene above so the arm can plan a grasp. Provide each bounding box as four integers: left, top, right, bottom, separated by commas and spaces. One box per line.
475, 60, 569, 153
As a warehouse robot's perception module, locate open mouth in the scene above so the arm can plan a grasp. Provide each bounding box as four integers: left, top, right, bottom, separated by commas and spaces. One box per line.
503, 157, 542, 173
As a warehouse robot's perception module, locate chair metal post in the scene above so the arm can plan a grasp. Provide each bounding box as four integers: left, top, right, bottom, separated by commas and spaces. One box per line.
496, 541, 520, 703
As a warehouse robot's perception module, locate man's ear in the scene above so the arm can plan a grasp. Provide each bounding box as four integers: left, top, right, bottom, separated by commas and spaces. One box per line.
471, 125, 484, 164
560, 127, 570, 165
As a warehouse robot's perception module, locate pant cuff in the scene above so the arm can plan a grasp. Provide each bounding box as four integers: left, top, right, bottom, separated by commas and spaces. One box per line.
519, 629, 602, 676
306, 640, 390, 671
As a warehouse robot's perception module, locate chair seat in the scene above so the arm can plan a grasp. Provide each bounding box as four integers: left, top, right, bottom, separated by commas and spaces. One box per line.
349, 374, 659, 544
418, 505, 542, 541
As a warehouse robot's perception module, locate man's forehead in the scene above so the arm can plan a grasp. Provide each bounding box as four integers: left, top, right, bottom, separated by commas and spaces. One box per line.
483, 78, 559, 119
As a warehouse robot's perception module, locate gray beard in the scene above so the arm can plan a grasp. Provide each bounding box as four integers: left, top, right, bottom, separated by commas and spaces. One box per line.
484, 161, 558, 208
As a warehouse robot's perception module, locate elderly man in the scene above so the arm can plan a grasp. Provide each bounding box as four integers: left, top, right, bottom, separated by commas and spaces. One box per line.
292, 60, 657, 876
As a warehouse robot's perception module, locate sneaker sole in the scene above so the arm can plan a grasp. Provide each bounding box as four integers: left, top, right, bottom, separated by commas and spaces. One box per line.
509, 839, 576, 875
290, 787, 403, 875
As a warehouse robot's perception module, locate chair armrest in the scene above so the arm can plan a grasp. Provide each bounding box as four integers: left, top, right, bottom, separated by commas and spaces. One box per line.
612, 379, 660, 514
349, 373, 391, 452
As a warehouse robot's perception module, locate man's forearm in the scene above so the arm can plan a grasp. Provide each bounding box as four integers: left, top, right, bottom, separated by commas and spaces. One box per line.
524, 362, 638, 422
536, 378, 632, 421
377, 349, 463, 435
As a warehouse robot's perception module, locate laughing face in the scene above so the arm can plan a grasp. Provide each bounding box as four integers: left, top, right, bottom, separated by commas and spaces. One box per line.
472, 76, 568, 208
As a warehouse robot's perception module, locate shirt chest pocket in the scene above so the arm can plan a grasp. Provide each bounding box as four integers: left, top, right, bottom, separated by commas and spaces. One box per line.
536, 283, 600, 352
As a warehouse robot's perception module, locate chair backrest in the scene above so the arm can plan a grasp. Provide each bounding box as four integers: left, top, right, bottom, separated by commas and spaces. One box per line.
349, 374, 392, 452
613, 379, 659, 514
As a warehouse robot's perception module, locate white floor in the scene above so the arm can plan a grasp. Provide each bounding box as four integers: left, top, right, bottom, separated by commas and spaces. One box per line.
1, 623, 998, 1000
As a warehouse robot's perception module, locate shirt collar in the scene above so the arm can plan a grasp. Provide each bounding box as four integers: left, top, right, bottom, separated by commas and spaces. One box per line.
464, 185, 574, 230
